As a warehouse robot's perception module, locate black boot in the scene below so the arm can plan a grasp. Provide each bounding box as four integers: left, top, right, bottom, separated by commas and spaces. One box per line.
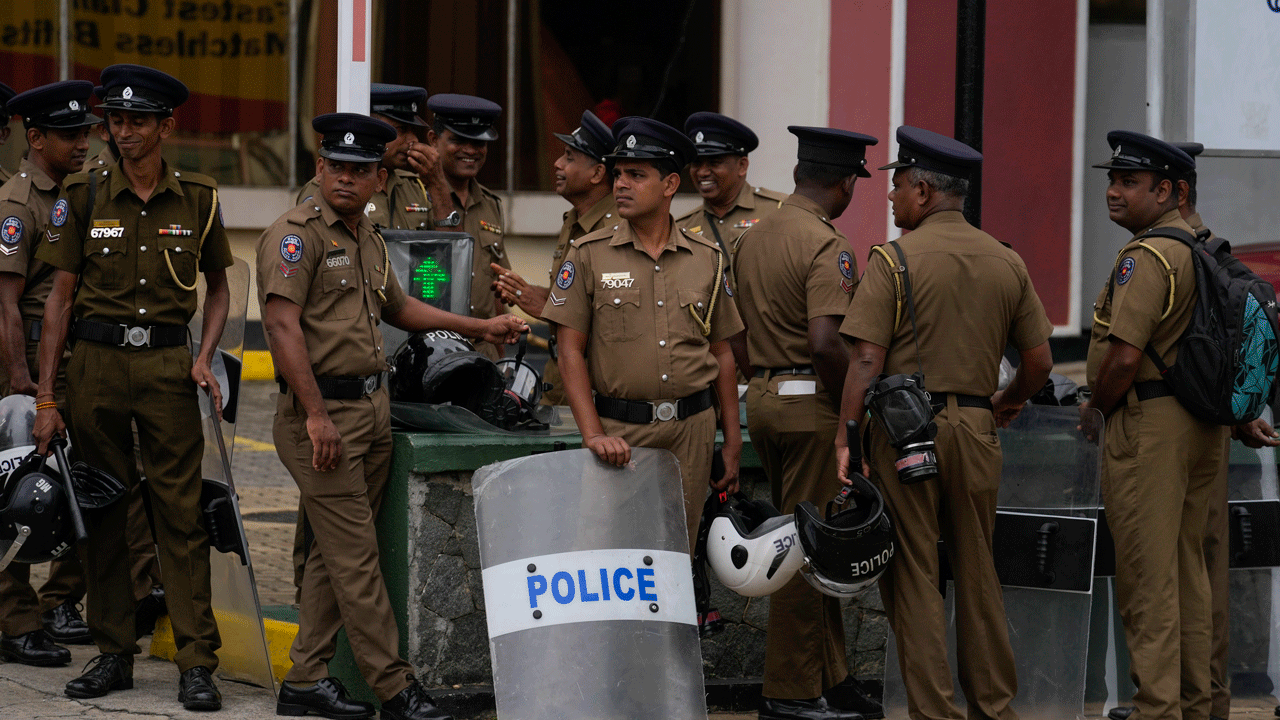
1107, 707, 1134, 720
380, 677, 451, 720
759, 696, 864, 720
0, 628, 71, 667
277, 677, 375, 719
823, 676, 884, 719
178, 666, 222, 711
64, 653, 133, 698
41, 601, 93, 644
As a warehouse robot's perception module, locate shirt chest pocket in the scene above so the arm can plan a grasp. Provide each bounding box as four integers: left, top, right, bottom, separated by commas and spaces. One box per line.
321, 266, 361, 320
677, 288, 713, 341
156, 236, 198, 289
594, 287, 642, 342
84, 233, 128, 290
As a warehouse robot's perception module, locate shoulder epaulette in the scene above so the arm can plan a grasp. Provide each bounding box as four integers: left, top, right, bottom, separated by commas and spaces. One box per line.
174, 170, 218, 188
754, 186, 788, 206
477, 183, 502, 203
284, 202, 323, 227
681, 226, 722, 253
574, 226, 614, 247
0, 172, 33, 205
674, 205, 699, 224
62, 170, 92, 189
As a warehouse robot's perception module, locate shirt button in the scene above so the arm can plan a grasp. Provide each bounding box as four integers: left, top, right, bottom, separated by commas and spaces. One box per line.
696, 302, 703, 308
102, 247, 109, 254
174, 171, 181, 177
657, 300, 664, 307
175, 246, 182, 252
140, 210, 147, 217
19, 173, 26, 178
140, 278, 146, 285
369, 313, 375, 320
140, 245, 147, 252
138, 308, 147, 315
654, 265, 661, 272
659, 340, 666, 347
340, 279, 347, 286
662, 374, 669, 381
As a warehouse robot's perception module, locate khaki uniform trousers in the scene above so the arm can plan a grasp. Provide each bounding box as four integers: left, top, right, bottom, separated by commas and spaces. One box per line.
0, 555, 85, 635
871, 400, 1018, 720
598, 405, 716, 552
275, 387, 415, 702
1204, 436, 1231, 720
1103, 392, 1226, 720
65, 343, 220, 672
747, 374, 849, 700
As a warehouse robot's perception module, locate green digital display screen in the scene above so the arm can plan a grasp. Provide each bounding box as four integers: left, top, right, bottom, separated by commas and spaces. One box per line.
411, 255, 451, 301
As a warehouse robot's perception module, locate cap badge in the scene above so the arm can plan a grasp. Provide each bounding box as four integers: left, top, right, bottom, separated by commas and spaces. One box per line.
69, 100, 79, 111
411, 102, 417, 112
122, 87, 133, 100
1113, 145, 1122, 157
343, 132, 356, 145
695, 131, 704, 143
626, 135, 637, 149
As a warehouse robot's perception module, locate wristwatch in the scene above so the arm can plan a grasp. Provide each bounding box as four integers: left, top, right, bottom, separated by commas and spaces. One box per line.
434, 210, 462, 228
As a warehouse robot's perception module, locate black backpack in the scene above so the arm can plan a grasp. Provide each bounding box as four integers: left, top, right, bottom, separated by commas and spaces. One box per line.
1118, 227, 1280, 424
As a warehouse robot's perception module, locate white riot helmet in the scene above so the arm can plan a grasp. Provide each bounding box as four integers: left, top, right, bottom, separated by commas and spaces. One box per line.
704, 492, 804, 597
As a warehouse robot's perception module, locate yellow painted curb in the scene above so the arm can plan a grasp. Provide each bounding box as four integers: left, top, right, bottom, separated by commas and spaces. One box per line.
150, 612, 297, 683
242, 350, 275, 381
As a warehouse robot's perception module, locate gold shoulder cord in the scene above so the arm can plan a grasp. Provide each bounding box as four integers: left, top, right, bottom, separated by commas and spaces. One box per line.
688, 247, 724, 337
164, 188, 217, 292
1092, 241, 1175, 328
373, 228, 390, 304
870, 245, 904, 332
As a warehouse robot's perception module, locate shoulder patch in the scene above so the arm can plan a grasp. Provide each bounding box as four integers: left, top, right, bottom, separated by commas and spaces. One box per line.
280, 235, 304, 263
1116, 256, 1136, 285
723, 271, 733, 297
1, 216, 23, 245
838, 250, 854, 280
50, 199, 68, 227
176, 170, 218, 188
556, 260, 575, 290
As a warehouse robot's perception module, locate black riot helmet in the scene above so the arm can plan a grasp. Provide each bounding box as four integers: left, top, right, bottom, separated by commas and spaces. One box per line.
794, 474, 895, 597
391, 330, 506, 412
0, 451, 74, 570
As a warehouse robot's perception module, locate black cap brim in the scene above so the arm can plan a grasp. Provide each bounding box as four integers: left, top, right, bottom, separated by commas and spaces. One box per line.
318, 146, 383, 163
1091, 158, 1179, 175
553, 131, 603, 161
440, 122, 497, 142
40, 114, 103, 130
374, 110, 426, 127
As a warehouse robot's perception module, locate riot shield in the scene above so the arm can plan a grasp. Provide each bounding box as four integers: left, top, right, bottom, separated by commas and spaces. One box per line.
473, 448, 707, 719
883, 405, 1102, 720
379, 229, 474, 359
187, 258, 275, 693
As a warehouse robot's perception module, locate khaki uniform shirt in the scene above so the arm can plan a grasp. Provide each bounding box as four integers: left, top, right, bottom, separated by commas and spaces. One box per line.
37, 161, 234, 327
255, 193, 408, 379
0, 158, 61, 323
734, 194, 856, 368
842, 210, 1052, 397
1087, 209, 1199, 387
455, 178, 510, 317
0, 166, 11, 184
547, 193, 618, 292
296, 169, 435, 230
92, 145, 117, 170
541, 217, 744, 400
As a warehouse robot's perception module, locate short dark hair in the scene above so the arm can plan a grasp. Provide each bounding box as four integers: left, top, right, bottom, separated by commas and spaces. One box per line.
794, 160, 852, 187
908, 167, 970, 199
1147, 173, 1181, 204
1183, 170, 1198, 208
610, 157, 681, 178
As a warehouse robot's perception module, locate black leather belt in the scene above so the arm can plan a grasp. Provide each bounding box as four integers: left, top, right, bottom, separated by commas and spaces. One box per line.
279, 373, 385, 400
1134, 380, 1174, 402
595, 387, 714, 424
929, 393, 994, 412
73, 318, 187, 348
754, 365, 816, 378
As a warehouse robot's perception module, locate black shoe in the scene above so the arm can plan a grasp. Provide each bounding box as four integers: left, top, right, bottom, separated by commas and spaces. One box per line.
179, 666, 222, 711
64, 653, 133, 698
1108, 707, 1134, 720
760, 696, 864, 720
824, 677, 884, 719
135, 585, 167, 639
380, 677, 452, 720
0, 628, 72, 667
41, 601, 93, 644
278, 678, 375, 719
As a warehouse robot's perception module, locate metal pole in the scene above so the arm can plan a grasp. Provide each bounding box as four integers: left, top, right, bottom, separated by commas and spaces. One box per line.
505, 0, 517, 193
59, 0, 70, 81
954, 0, 985, 227
335, 0, 371, 114
288, 0, 300, 186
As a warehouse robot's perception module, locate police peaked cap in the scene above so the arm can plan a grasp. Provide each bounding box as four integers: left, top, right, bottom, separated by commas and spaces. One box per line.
97, 64, 189, 114
553, 110, 613, 162
313, 113, 397, 164
428, 93, 501, 142
605, 116, 698, 173
685, 112, 760, 157
8, 81, 102, 130
1173, 141, 1204, 159
0, 82, 15, 116
879, 126, 981, 179
371, 83, 428, 127
1092, 130, 1194, 178
789, 125, 879, 178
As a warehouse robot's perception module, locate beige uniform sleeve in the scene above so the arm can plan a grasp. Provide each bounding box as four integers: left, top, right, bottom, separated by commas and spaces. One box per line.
540, 241, 594, 335
0, 202, 40, 276
256, 222, 318, 308
840, 248, 896, 347
1008, 262, 1053, 351
1105, 246, 1170, 351
808, 237, 856, 319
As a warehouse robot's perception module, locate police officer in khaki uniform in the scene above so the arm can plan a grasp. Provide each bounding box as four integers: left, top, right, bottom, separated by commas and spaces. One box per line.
0, 83, 17, 183
491, 110, 617, 406
32, 64, 230, 711
676, 113, 787, 272
732, 126, 881, 720
837, 126, 1054, 720
260, 113, 525, 720
0, 80, 102, 668
543, 116, 744, 551
425, 94, 509, 360
297, 84, 453, 231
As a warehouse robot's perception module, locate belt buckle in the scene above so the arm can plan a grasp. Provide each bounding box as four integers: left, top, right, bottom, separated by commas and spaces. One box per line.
122, 325, 150, 347
363, 375, 377, 395
654, 401, 677, 422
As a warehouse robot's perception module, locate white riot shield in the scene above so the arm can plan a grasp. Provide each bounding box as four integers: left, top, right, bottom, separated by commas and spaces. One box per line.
189, 258, 275, 693
473, 448, 707, 719
883, 405, 1102, 720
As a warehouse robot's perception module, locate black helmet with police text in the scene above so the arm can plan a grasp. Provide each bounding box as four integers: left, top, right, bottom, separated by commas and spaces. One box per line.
794, 476, 895, 597
0, 451, 73, 570
704, 492, 804, 597
391, 330, 505, 413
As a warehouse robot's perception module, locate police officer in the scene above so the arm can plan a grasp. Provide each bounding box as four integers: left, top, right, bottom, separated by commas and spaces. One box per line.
425, 93, 509, 360
836, 126, 1054, 720
1082, 130, 1228, 720
90, 86, 118, 170
259, 113, 525, 720
297, 84, 452, 231
0, 80, 102, 667
675, 112, 787, 274
491, 110, 618, 406
0, 83, 17, 183
542, 116, 744, 551
732, 126, 881, 720
32, 64, 230, 711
